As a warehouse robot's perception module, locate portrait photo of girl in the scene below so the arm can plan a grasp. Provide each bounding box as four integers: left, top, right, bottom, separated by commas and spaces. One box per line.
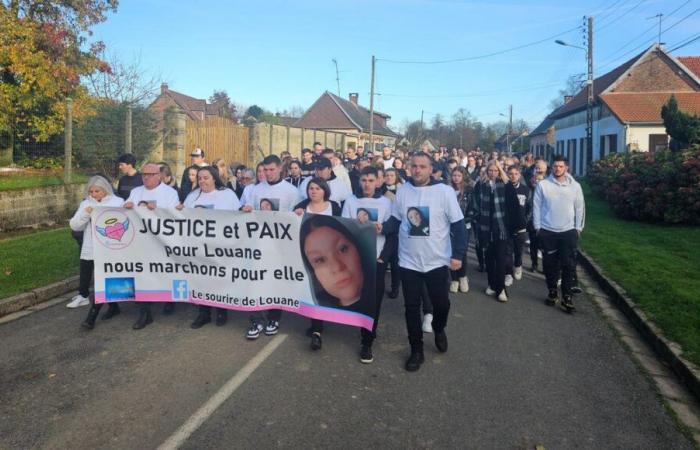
299, 214, 376, 318
407, 206, 430, 237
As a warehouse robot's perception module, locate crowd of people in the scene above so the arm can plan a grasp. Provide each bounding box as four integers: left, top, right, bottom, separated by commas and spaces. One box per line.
67, 142, 585, 372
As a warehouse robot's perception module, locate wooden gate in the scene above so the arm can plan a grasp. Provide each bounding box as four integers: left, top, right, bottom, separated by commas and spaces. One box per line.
186, 117, 250, 166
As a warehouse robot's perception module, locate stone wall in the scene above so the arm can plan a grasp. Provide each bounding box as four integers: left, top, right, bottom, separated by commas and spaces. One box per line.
0, 184, 87, 232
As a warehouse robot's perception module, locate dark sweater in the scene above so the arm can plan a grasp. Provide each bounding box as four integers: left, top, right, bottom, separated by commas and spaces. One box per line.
116, 173, 143, 201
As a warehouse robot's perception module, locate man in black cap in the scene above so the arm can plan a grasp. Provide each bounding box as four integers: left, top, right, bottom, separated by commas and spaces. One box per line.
299, 157, 352, 203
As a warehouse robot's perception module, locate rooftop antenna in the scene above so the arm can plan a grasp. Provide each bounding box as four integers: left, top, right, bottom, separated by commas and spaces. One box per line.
332, 59, 341, 96
646, 13, 663, 47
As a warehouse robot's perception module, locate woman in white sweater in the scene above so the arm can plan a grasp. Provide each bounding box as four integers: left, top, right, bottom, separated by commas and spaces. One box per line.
68, 176, 124, 329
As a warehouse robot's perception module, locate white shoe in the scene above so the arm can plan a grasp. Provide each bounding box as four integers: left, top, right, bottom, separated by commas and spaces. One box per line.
66, 294, 89, 308
459, 276, 469, 293
449, 281, 459, 293
505, 275, 514, 287
485, 287, 496, 296
422, 313, 433, 333
514, 266, 523, 280
497, 290, 508, 302
537, 250, 543, 260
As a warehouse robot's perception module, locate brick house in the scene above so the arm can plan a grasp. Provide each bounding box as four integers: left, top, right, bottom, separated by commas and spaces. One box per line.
294, 91, 398, 152
531, 44, 700, 175
149, 83, 232, 128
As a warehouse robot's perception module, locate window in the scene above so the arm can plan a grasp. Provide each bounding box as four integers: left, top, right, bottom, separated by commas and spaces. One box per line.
571, 139, 577, 175
608, 134, 617, 154
600, 135, 606, 158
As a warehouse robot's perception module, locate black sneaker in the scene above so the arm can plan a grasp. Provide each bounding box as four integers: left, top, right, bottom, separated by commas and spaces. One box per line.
190, 312, 211, 329
435, 331, 448, 353
264, 320, 279, 335
162, 303, 175, 315
246, 323, 263, 340
545, 289, 558, 306
530, 263, 538, 273
562, 295, 576, 313
310, 332, 322, 351
387, 289, 399, 299
360, 345, 374, 364
571, 285, 583, 294
405, 350, 425, 372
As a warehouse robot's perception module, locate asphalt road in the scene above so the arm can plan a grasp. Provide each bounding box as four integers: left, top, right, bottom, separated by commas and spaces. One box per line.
0, 255, 694, 449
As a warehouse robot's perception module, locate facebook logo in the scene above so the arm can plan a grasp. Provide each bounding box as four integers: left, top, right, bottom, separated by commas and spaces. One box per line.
172, 280, 189, 301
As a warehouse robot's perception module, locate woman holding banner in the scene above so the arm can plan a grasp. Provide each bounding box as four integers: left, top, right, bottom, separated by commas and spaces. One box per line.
293, 177, 341, 351
72, 176, 125, 329
177, 166, 241, 328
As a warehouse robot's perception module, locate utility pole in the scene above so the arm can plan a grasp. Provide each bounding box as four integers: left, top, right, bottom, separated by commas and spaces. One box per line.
332, 58, 341, 97
508, 104, 513, 152
368, 55, 376, 154
64, 98, 73, 183
647, 13, 663, 46
586, 16, 594, 173
125, 103, 133, 154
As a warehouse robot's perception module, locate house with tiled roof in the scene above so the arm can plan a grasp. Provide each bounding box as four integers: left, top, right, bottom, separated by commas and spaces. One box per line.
294, 92, 398, 152
149, 83, 232, 125
533, 44, 700, 175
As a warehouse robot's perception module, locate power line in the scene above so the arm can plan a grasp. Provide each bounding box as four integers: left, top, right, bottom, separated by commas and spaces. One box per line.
597, 0, 650, 32
669, 32, 700, 51
377, 25, 583, 65
378, 82, 563, 99
595, 0, 629, 23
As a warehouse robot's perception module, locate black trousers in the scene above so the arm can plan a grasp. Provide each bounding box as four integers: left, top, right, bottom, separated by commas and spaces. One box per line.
450, 229, 471, 280
388, 253, 400, 292
400, 266, 450, 349
485, 238, 508, 293
472, 224, 485, 268
250, 309, 282, 325
539, 229, 578, 297
505, 231, 527, 274
79, 259, 94, 298
528, 229, 539, 267
310, 262, 386, 347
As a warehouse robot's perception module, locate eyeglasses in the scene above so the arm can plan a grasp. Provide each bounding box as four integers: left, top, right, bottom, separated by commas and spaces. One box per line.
142, 173, 160, 177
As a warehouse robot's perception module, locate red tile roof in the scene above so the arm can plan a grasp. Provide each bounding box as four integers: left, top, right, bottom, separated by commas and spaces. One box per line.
600, 92, 700, 123
678, 56, 700, 79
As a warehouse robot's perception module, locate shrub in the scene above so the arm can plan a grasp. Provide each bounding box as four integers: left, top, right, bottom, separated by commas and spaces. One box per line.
587, 146, 700, 224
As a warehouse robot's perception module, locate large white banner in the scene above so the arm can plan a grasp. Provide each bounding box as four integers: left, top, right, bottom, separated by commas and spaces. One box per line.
91, 207, 376, 330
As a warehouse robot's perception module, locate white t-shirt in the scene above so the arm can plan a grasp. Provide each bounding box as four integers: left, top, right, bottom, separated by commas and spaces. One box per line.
392, 181, 464, 272
299, 175, 353, 203
184, 188, 240, 211
126, 183, 179, 209
383, 157, 395, 170
306, 201, 333, 216
342, 195, 392, 259
245, 180, 300, 212
69, 194, 124, 260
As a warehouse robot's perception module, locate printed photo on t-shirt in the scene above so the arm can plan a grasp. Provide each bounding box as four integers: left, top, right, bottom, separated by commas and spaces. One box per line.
194, 204, 214, 209
260, 198, 279, 211
356, 207, 378, 224
407, 206, 430, 237
137, 201, 149, 207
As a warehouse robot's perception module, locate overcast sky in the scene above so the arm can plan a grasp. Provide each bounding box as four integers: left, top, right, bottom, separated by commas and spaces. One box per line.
93, 0, 700, 132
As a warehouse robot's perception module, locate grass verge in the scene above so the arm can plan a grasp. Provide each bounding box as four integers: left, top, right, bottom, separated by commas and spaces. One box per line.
0, 228, 79, 299
580, 181, 700, 367
0, 173, 88, 191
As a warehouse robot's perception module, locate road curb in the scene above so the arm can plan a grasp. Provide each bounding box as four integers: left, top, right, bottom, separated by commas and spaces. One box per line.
0, 276, 78, 317
578, 249, 700, 402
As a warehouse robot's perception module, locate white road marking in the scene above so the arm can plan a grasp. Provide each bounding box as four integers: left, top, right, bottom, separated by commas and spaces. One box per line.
157, 334, 288, 450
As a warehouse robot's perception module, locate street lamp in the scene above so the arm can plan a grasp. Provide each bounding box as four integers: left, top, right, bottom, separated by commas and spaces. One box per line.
554, 18, 593, 175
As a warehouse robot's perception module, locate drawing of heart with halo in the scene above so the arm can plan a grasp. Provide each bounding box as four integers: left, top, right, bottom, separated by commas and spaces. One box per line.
96, 217, 130, 241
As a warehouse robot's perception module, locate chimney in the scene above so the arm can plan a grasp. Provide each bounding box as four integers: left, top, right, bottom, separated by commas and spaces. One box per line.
564, 95, 573, 104
161, 83, 169, 94
349, 93, 359, 106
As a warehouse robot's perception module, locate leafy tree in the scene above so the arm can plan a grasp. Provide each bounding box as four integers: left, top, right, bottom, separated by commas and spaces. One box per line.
0, 0, 117, 164
209, 90, 238, 122
662, 95, 700, 151
244, 105, 265, 119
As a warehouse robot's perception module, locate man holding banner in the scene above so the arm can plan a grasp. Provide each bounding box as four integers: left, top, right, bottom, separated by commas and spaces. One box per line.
386, 152, 467, 372
124, 163, 180, 330
241, 155, 301, 340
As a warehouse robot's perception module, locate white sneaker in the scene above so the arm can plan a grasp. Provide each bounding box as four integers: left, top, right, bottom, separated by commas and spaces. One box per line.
422, 313, 433, 333
505, 275, 514, 287
449, 281, 459, 293
497, 290, 508, 302
66, 294, 89, 308
537, 250, 543, 260
485, 287, 496, 295
459, 276, 469, 293
514, 266, 523, 280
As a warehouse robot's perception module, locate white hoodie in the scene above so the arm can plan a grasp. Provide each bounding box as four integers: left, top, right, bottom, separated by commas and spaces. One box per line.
69, 195, 124, 260
533, 173, 585, 233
